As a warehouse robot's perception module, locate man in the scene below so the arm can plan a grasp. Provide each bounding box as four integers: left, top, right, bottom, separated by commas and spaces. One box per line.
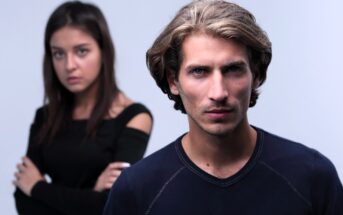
104, 1, 343, 214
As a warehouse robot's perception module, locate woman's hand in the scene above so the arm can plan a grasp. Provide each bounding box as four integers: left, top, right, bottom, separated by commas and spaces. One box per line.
13, 156, 45, 196
94, 162, 130, 192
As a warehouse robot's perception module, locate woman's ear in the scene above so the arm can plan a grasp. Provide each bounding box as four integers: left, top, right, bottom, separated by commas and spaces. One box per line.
167, 71, 179, 95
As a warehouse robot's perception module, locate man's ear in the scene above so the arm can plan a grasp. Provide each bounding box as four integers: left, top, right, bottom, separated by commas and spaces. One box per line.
167, 71, 179, 95
253, 77, 261, 89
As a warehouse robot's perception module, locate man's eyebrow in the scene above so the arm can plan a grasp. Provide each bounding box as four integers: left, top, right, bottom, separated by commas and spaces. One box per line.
222, 60, 248, 68
220, 60, 247, 70
183, 60, 248, 71
184, 64, 210, 71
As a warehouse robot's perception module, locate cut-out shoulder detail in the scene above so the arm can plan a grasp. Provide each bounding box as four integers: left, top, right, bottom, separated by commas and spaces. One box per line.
126, 113, 153, 134
108, 92, 134, 118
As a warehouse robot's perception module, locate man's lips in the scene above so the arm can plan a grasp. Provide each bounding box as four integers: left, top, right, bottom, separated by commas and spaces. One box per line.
205, 108, 232, 113
204, 108, 233, 120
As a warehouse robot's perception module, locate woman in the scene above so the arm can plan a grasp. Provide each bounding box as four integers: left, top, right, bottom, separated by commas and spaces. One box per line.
13, 1, 153, 214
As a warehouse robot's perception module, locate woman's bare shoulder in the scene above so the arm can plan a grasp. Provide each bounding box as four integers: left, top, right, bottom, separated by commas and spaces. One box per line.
107, 92, 134, 118
109, 92, 152, 133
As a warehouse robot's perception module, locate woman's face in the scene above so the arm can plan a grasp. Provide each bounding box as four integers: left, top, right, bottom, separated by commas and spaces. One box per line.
50, 26, 102, 96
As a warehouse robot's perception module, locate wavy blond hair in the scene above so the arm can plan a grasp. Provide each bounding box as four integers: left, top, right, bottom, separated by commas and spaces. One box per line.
147, 0, 272, 113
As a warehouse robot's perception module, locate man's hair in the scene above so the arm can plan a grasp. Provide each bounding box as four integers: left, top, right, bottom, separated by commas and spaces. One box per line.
146, 0, 272, 113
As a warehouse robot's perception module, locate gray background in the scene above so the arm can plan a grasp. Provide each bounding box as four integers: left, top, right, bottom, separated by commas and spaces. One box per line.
1, 0, 342, 214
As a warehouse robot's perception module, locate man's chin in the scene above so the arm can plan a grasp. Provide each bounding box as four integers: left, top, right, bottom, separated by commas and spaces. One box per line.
204, 126, 236, 137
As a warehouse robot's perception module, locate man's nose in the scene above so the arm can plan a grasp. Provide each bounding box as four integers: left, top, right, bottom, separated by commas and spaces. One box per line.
208, 72, 229, 102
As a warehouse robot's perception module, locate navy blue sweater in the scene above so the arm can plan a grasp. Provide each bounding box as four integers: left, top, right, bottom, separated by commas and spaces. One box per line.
104, 127, 343, 215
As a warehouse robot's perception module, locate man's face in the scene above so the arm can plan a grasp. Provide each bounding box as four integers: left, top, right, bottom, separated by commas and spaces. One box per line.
168, 33, 256, 137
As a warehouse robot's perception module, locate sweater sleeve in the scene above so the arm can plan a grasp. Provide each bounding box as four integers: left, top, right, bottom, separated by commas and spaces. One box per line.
30, 181, 108, 215
112, 127, 150, 164
25, 107, 46, 173
103, 170, 138, 215
311, 151, 343, 215
111, 103, 153, 164
14, 108, 54, 215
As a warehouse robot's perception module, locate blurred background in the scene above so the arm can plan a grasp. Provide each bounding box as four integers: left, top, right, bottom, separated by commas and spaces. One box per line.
1, 0, 342, 214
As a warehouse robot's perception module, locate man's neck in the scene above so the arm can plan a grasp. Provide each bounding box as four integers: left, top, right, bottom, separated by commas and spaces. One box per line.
181, 123, 257, 179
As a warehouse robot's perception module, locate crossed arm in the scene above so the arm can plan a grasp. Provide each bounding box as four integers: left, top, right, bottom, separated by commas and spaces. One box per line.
13, 112, 152, 215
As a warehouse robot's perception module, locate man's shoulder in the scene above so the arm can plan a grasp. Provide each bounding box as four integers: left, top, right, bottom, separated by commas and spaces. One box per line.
258, 127, 338, 178
258, 127, 317, 157
123, 136, 185, 182
111, 136, 186, 210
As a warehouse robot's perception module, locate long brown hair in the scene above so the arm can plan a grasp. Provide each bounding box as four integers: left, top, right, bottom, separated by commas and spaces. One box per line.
40, 1, 119, 143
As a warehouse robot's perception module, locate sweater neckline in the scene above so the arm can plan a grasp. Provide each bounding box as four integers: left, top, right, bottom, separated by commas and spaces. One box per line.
175, 126, 264, 187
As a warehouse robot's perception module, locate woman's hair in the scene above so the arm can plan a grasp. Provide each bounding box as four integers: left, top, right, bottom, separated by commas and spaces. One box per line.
146, 0, 272, 113
40, 1, 118, 143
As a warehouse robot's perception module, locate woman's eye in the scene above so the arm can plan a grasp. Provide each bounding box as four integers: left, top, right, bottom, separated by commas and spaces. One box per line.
52, 50, 64, 60
77, 48, 89, 57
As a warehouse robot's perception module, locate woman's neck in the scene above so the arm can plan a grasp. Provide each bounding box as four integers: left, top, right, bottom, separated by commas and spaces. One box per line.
73, 90, 97, 120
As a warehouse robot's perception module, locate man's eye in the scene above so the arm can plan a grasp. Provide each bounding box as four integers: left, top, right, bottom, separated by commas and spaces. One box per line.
225, 65, 242, 73
190, 67, 207, 77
